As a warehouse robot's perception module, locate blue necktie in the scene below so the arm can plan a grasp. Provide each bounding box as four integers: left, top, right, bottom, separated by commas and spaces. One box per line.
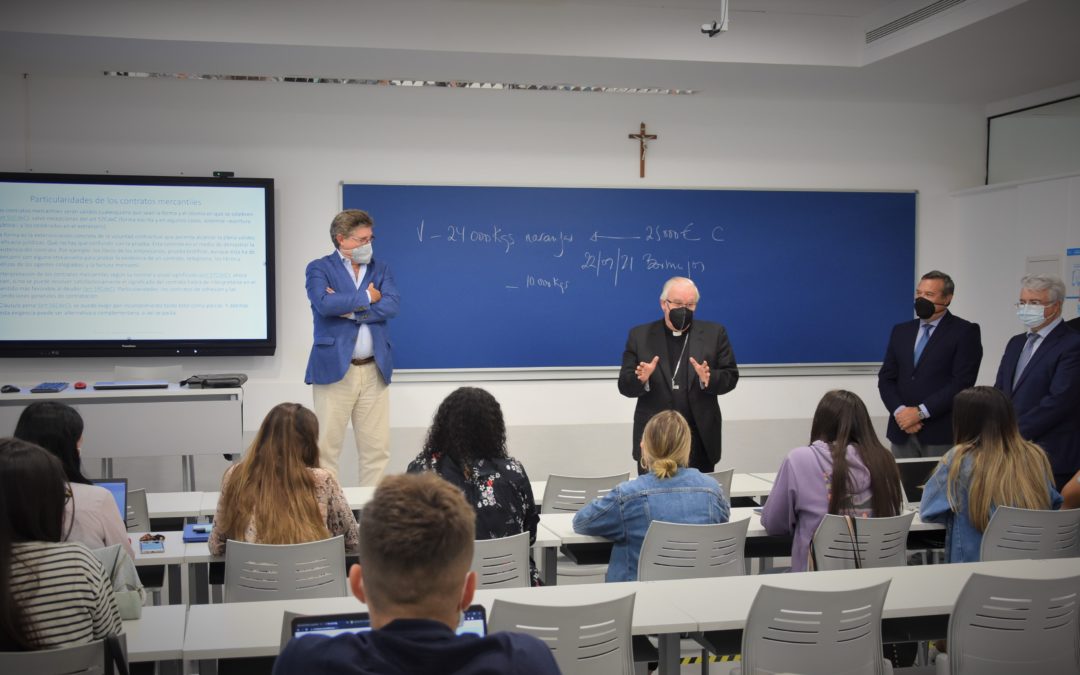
1012, 332, 1041, 389
913, 323, 933, 366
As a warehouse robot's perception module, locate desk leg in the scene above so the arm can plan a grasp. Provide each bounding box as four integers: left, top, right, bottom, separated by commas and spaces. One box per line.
541, 545, 557, 586
181, 455, 197, 491
657, 633, 679, 675
101, 457, 113, 478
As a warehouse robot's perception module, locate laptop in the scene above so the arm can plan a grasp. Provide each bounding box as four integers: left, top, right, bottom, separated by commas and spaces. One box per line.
895, 457, 940, 507
93, 380, 170, 390
91, 478, 128, 519
290, 605, 487, 640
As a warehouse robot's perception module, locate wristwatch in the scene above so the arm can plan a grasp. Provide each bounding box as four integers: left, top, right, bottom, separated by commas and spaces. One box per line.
917, 408, 928, 421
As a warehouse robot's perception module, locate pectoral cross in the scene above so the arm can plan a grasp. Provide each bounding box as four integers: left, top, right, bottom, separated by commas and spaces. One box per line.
628, 122, 657, 178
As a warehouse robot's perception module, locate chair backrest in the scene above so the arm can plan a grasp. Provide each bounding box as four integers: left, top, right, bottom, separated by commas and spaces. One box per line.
541, 473, 628, 514
810, 512, 916, 570
946, 572, 1080, 675
224, 536, 346, 602
490, 593, 635, 675
979, 506, 1080, 561
741, 580, 892, 675
704, 468, 733, 499
0, 635, 126, 675
637, 518, 749, 581
471, 531, 531, 588
125, 488, 150, 532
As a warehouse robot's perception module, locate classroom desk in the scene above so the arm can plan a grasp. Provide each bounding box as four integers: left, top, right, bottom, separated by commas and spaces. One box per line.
131, 530, 189, 605
747, 471, 777, 484
147, 491, 204, 520
182, 582, 694, 674
123, 604, 186, 663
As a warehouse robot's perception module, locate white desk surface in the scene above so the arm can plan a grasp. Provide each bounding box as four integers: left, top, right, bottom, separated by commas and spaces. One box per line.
667, 557, 1080, 632
747, 472, 778, 484
124, 604, 187, 662
146, 491, 203, 519
130, 531, 187, 567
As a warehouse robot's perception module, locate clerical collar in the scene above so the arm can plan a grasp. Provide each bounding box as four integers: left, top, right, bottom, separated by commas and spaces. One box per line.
667, 324, 691, 338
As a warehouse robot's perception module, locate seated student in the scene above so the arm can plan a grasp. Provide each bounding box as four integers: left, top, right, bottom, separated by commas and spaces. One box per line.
761, 390, 903, 572
407, 387, 541, 584
1064, 469, 1080, 509
0, 438, 123, 651
274, 473, 560, 675
209, 403, 358, 555
920, 386, 1062, 562
572, 410, 730, 582
13, 401, 135, 560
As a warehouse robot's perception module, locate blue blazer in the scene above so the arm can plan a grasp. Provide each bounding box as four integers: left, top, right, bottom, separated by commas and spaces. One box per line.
994, 321, 1080, 476
878, 311, 982, 446
304, 252, 399, 386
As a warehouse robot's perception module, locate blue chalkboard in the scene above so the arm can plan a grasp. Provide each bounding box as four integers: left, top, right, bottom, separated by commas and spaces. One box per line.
342, 184, 915, 369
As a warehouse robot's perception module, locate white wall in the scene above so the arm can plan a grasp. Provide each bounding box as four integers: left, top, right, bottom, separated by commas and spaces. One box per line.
0, 69, 986, 490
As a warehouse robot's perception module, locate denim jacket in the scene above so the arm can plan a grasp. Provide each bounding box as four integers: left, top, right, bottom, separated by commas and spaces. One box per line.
571, 468, 730, 582
919, 448, 1063, 563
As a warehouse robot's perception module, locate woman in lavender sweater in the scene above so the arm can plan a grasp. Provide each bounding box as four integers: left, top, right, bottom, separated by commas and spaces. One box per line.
761, 390, 903, 572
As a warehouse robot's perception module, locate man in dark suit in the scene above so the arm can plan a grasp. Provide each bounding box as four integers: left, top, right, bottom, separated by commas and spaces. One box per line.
878, 270, 983, 458
1068, 315, 1080, 332
995, 274, 1080, 491
618, 277, 739, 473
305, 209, 400, 486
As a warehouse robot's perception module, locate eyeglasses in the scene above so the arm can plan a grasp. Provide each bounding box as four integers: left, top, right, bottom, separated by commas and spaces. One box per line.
345, 234, 375, 246
664, 300, 698, 310
1015, 300, 1055, 308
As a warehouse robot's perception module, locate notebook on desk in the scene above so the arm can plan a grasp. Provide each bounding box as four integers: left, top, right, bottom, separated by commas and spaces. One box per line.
93, 380, 170, 390
91, 478, 128, 518
290, 605, 487, 640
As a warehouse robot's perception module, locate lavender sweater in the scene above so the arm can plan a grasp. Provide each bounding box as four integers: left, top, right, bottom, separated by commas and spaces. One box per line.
760, 440, 874, 572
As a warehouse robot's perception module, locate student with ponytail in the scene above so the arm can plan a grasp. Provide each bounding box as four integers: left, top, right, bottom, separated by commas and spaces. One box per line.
919, 386, 1061, 562
761, 390, 903, 572
572, 410, 730, 582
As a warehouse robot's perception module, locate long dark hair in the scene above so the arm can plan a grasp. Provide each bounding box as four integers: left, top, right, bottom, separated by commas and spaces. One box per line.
809, 390, 902, 518
14, 402, 92, 485
423, 387, 508, 465
0, 438, 73, 651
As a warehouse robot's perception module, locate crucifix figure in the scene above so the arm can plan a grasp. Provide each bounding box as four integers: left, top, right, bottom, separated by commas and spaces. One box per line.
628, 122, 657, 178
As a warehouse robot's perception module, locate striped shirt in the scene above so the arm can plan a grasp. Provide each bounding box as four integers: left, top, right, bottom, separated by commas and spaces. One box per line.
10, 541, 123, 649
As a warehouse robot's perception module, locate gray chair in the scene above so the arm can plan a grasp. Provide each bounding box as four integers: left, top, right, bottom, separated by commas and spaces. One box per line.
490, 593, 636, 675
810, 512, 916, 570
125, 488, 150, 532
704, 468, 734, 501
0, 635, 127, 675
935, 572, 1080, 675
471, 531, 531, 588
541, 473, 629, 514
638, 519, 749, 581
979, 505, 1080, 561
224, 535, 347, 602
738, 580, 893, 675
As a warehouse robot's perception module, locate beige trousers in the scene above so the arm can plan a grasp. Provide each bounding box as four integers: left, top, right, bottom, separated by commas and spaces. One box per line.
312, 361, 390, 487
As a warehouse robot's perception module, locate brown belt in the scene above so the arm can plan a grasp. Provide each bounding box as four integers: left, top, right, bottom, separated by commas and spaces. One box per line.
350, 357, 375, 366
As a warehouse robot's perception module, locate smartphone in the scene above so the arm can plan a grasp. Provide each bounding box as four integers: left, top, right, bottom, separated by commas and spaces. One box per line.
139, 539, 165, 554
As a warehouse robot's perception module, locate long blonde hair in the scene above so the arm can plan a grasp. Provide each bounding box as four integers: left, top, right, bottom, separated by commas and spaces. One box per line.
216, 403, 330, 545
947, 387, 1055, 531
641, 411, 691, 479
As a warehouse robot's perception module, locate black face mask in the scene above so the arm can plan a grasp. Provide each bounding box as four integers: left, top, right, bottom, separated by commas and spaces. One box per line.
669, 307, 693, 332
914, 297, 937, 320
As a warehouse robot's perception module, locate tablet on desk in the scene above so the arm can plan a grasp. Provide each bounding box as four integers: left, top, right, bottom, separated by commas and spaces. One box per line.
139, 539, 165, 554
93, 380, 170, 390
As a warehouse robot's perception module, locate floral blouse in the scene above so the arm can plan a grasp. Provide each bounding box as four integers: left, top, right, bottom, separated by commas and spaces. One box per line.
407, 450, 541, 585
208, 465, 360, 555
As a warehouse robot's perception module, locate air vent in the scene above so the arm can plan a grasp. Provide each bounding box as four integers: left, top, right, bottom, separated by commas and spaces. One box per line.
866, 0, 968, 43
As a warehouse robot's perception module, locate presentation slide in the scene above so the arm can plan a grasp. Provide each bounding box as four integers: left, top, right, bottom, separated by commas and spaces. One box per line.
0, 180, 269, 342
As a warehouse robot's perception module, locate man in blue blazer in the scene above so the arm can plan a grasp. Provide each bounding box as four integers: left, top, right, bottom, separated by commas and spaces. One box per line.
878, 271, 982, 458
305, 209, 400, 486
995, 274, 1080, 491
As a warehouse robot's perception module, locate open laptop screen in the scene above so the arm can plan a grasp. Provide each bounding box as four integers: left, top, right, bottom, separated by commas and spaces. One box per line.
91, 478, 128, 519
895, 458, 940, 505
292, 606, 487, 640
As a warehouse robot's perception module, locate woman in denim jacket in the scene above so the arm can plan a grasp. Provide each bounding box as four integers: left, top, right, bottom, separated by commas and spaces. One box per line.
920, 386, 1062, 562
572, 410, 730, 582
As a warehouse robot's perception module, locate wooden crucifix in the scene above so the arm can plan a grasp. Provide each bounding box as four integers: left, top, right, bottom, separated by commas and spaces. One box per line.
628, 122, 657, 178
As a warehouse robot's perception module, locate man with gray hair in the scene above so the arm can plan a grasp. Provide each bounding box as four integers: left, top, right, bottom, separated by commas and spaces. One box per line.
619, 276, 739, 473
994, 273, 1080, 490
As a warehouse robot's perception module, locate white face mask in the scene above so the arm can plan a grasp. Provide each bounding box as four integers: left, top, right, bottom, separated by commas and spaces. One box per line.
351, 243, 373, 265
1016, 304, 1045, 329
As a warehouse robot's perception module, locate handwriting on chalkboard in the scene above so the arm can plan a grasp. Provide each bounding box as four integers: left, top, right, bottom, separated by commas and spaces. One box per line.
415, 218, 724, 291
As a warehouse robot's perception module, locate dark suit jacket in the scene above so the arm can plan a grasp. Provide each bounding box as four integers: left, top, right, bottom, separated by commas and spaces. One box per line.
1068, 316, 1080, 333
878, 312, 982, 446
994, 321, 1080, 476
618, 320, 738, 464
